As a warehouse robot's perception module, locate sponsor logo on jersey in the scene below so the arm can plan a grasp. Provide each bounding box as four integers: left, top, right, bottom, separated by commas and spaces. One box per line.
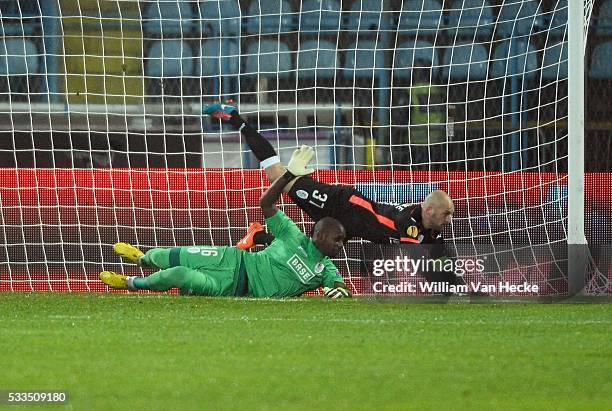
187, 247, 201, 254
296, 189, 309, 199
297, 246, 308, 257
406, 226, 419, 238
314, 262, 325, 273
287, 254, 315, 283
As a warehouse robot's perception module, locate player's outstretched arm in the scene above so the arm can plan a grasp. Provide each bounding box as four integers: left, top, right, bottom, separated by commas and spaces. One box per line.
260, 146, 316, 218
259, 171, 294, 218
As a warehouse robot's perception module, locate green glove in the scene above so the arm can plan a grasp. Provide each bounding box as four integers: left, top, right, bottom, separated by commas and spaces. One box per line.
286, 145, 315, 177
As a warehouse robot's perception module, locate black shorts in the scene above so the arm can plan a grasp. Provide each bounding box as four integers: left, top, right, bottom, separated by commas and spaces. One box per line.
288, 176, 357, 222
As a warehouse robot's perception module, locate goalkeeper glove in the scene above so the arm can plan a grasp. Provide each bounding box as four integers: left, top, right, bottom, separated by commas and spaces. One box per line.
286, 145, 315, 177
323, 286, 351, 298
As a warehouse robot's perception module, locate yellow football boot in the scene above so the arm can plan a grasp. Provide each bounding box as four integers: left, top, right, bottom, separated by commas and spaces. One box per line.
99, 271, 129, 290
113, 242, 144, 264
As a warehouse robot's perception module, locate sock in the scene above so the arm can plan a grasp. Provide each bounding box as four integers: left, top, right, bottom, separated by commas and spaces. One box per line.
130, 277, 149, 290
230, 112, 279, 167
253, 231, 275, 246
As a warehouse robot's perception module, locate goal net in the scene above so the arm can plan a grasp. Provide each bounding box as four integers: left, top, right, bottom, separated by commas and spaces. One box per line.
0, 0, 609, 295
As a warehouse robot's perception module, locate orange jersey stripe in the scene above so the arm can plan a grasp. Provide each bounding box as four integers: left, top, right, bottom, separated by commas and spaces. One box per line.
348, 195, 397, 231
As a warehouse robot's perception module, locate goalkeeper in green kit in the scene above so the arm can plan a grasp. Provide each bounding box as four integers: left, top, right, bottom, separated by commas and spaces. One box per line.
99, 146, 351, 298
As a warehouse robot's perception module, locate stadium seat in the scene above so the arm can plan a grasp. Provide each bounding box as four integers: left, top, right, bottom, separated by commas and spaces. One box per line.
446, 0, 494, 39
548, 0, 567, 38
143, 1, 194, 37
490, 39, 539, 80
397, 0, 443, 36
0, 0, 38, 35
343, 40, 386, 79
589, 41, 612, 79
297, 39, 338, 79
244, 40, 293, 78
495, 0, 543, 38
299, 0, 341, 32
541, 41, 567, 81
0, 38, 39, 75
596, 0, 612, 36
344, 0, 393, 32
199, 0, 241, 37
198, 39, 239, 76
146, 40, 194, 77
442, 41, 489, 81
392, 40, 439, 80
244, 0, 294, 34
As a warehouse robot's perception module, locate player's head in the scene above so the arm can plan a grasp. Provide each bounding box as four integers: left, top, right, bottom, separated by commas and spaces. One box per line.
421, 190, 454, 232
312, 217, 346, 257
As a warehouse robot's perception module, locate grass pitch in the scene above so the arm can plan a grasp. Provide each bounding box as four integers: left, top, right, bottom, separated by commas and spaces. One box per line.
0, 294, 610, 410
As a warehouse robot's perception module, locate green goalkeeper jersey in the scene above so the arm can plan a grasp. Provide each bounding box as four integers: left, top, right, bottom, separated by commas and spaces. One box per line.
243, 210, 344, 298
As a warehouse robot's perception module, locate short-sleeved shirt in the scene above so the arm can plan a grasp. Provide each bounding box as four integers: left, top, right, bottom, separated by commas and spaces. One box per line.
242, 210, 344, 298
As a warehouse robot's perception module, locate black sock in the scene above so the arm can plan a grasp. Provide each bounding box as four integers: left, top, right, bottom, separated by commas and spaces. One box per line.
253, 231, 275, 246
229, 112, 279, 166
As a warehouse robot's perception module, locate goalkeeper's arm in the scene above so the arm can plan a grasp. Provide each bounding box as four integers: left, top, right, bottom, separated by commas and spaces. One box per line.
260, 146, 316, 218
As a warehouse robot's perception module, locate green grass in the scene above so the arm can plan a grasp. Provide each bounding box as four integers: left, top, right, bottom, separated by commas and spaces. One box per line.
0, 294, 610, 410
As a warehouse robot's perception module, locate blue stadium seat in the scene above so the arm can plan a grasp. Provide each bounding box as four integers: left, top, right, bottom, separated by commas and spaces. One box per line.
548, 0, 567, 38
596, 0, 612, 36
541, 41, 567, 81
397, 0, 443, 36
393, 40, 439, 79
198, 39, 239, 77
299, 0, 341, 32
0, 38, 39, 75
143, 1, 195, 37
0, 1, 38, 36
343, 40, 386, 79
244, 0, 294, 34
495, 0, 543, 38
244, 40, 293, 78
589, 41, 612, 79
344, 0, 393, 32
146, 40, 194, 77
490, 39, 539, 80
446, 0, 494, 39
297, 39, 338, 79
199, 0, 241, 37
442, 41, 489, 81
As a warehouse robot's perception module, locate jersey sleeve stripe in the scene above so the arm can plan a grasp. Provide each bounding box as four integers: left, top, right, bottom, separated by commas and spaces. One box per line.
348, 195, 397, 231
400, 237, 420, 243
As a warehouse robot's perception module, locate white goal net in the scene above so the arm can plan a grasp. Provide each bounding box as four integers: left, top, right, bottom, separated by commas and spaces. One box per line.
0, 0, 609, 295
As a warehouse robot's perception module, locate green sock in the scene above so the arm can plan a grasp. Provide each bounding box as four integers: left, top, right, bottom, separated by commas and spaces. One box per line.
133, 277, 149, 290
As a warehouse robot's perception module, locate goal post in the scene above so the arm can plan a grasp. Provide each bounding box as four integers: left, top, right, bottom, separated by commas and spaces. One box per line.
567, 0, 586, 295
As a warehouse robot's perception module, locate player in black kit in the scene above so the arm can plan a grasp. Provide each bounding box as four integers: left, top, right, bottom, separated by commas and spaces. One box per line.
203, 103, 454, 249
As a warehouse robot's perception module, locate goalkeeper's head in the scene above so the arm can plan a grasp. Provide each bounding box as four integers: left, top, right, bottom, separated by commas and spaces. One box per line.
420, 190, 454, 232
312, 217, 346, 257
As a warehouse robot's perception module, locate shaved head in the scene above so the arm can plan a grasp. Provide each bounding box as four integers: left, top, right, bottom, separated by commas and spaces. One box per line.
423, 190, 453, 210
313, 217, 345, 237
421, 190, 454, 231
312, 217, 346, 257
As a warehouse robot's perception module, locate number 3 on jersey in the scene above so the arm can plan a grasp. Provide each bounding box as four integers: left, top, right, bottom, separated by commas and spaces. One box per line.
308, 189, 328, 209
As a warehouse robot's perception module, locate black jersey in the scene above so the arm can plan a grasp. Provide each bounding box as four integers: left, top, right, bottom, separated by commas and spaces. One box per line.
288, 176, 444, 244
